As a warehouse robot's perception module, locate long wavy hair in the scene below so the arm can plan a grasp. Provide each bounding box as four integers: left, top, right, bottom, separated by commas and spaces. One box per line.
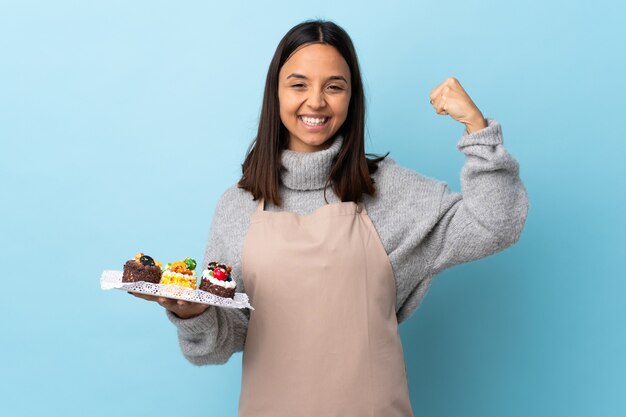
238, 20, 386, 206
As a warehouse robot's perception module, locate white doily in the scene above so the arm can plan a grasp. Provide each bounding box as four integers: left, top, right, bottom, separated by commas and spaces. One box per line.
100, 270, 253, 310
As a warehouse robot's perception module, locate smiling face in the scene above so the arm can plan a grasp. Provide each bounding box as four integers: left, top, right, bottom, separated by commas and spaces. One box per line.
278, 43, 352, 152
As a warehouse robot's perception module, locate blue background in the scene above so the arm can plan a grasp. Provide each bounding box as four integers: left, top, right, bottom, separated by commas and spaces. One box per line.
1, 1, 624, 416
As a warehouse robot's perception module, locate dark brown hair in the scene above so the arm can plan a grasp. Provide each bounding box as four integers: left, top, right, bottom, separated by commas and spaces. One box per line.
238, 20, 386, 206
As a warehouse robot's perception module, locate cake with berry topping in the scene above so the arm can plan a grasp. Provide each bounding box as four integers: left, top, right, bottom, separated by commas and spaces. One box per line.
199, 262, 236, 299
160, 257, 197, 289
122, 253, 163, 284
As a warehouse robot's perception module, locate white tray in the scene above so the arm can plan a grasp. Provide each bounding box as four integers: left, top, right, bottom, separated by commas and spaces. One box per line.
101, 270, 253, 310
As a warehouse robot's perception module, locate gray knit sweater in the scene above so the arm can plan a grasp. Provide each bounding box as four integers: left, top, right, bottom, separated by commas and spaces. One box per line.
167, 118, 528, 365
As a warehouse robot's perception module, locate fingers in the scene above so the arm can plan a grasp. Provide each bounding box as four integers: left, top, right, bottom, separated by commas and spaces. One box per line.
429, 79, 448, 101
156, 297, 178, 309
156, 297, 196, 313
167, 299, 210, 319
429, 83, 448, 115
429, 77, 463, 116
128, 292, 207, 318
129, 292, 187, 307
129, 292, 160, 302
430, 93, 448, 115
159, 298, 190, 306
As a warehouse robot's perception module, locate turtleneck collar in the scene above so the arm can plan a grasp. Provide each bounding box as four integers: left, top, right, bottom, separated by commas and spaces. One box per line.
280, 136, 343, 191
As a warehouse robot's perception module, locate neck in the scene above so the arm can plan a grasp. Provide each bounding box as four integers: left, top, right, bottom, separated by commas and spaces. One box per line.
280, 135, 343, 191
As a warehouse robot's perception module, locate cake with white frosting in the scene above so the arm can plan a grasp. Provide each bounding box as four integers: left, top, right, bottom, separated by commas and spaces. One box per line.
199, 262, 236, 299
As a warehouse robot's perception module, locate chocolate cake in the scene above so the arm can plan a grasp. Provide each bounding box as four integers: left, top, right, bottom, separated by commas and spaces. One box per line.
122, 253, 162, 284
199, 280, 236, 298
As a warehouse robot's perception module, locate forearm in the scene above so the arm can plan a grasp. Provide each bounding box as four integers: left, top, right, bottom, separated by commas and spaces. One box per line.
458, 118, 528, 239
464, 112, 487, 134
429, 118, 529, 273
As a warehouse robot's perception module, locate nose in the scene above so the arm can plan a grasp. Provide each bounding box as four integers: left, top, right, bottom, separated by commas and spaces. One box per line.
306, 88, 327, 109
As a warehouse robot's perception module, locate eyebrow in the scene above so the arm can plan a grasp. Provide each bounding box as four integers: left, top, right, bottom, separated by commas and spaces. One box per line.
286, 73, 348, 83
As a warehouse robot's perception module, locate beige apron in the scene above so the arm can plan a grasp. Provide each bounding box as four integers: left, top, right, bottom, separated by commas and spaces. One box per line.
239, 200, 413, 417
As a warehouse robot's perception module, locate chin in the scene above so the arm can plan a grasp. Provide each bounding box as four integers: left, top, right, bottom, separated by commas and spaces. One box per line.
305, 137, 333, 147
289, 134, 335, 151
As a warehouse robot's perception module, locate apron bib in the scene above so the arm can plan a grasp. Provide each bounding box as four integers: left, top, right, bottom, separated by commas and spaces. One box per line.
239, 200, 413, 417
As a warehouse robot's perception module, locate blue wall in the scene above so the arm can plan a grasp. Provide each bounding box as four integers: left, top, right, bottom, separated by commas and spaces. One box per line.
1, 1, 624, 416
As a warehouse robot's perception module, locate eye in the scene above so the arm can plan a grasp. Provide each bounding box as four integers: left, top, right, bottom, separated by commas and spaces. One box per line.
291, 83, 305, 89
327, 85, 345, 91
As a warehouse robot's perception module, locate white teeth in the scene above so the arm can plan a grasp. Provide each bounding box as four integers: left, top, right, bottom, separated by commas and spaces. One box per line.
300, 116, 327, 126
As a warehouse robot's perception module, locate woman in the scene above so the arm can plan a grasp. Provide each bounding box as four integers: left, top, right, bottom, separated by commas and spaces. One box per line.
135, 20, 528, 416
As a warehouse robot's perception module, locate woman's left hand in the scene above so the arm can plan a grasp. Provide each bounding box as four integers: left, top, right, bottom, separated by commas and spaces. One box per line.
429, 77, 487, 133
129, 292, 210, 319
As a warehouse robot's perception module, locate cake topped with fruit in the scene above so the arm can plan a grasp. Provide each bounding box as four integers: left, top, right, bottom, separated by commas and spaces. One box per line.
122, 252, 163, 284
160, 257, 197, 289
199, 261, 236, 299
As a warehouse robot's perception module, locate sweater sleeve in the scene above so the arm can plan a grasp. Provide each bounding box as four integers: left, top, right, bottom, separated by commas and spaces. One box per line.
165, 188, 250, 365
427, 118, 529, 275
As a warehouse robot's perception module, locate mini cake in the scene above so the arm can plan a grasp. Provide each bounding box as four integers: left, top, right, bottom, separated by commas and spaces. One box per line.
122, 253, 163, 284
160, 257, 197, 289
199, 262, 236, 299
